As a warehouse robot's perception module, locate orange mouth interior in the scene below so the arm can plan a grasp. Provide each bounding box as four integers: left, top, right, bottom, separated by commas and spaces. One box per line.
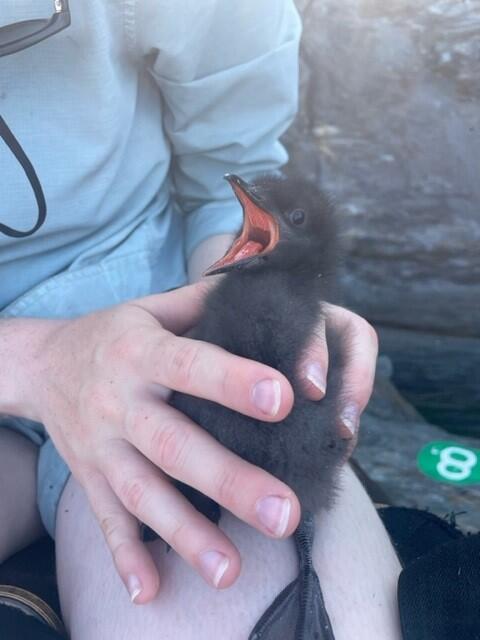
205, 180, 279, 275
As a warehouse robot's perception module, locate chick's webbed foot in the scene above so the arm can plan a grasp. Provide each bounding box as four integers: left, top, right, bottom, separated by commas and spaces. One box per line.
249, 512, 335, 640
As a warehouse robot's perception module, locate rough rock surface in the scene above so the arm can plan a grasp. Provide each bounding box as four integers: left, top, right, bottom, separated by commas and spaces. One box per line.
288, 0, 480, 335
357, 358, 480, 532
287, 0, 480, 433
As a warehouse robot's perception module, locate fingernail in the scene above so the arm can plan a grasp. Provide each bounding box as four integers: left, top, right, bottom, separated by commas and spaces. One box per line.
127, 574, 142, 603
252, 379, 281, 416
256, 495, 291, 537
199, 550, 229, 588
305, 362, 326, 395
340, 404, 360, 437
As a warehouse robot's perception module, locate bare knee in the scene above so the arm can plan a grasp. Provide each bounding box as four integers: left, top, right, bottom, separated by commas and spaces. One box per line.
56, 476, 297, 640
57, 471, 401, 640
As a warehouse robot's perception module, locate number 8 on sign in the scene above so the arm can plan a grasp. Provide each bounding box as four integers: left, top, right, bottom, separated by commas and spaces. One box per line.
417, 441, 480, 485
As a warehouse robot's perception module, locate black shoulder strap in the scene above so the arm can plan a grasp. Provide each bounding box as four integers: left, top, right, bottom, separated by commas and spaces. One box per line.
0, 114, 46, 238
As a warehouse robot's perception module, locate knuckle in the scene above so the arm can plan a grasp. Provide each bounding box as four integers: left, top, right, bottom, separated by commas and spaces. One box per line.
99, 514, 125, 549
165, 340, 202, 389
352, 365, 375, 390
169, 519, 190, 552
120, 475, 151, 514
359, 318, 379, 352
76, 464, 100, 488
218, 364, 233, 400
124, 407, 150, 439
215, 465, 241, 508
107, 327, 145, 365
367, 324, 379, 350
350, 314, 378, 348
87, 381, 121, 423
153, 423, 190, 474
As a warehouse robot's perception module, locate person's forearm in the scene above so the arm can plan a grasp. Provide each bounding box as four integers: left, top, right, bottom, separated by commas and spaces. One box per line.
0, 317, 61, 420
187, 233, 235, 283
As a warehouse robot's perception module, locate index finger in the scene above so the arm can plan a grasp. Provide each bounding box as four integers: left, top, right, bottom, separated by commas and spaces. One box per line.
142, 330, 294, 422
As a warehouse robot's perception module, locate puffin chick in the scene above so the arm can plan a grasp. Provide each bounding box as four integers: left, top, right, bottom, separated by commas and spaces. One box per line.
170, 173, 350, 640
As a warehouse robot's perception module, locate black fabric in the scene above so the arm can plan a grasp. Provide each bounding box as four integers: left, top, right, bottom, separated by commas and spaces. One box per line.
398, 533, 480, 640
379, 507, 480, 639
378, 506, 464, 567
0, 604, 64, 639
0, 537, 60, 617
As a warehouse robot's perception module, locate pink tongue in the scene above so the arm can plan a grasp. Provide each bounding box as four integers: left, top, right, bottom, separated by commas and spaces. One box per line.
233, 240, 264, 263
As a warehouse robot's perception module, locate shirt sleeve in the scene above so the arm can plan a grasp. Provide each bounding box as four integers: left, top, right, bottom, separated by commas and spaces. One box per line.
134, 0, 302, 258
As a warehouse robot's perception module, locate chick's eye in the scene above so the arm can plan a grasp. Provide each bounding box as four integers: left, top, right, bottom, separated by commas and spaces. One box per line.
289, 209, 305, 226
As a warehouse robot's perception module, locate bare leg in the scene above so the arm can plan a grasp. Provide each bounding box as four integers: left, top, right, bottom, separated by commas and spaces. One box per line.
57, 464, 401, 640
0, 429, 45, 563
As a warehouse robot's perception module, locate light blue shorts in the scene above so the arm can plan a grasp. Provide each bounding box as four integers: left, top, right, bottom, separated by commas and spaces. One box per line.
0, 208, 187, 538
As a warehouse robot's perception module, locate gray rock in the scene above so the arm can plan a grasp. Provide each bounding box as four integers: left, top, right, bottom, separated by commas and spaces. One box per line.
357, 357, 480, 532
286, 0, 480, 337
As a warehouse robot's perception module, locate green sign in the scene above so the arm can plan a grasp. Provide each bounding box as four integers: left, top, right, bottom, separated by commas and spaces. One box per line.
417, 441, 480, 485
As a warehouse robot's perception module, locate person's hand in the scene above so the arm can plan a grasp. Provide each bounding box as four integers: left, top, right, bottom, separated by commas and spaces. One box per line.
26, 283, 302, 603
19, 276, 377, 606
190, 235, 379, 447
297, 303, 379, 443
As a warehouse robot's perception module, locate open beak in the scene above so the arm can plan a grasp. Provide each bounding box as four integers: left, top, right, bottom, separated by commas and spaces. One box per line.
204, 174, 280, 276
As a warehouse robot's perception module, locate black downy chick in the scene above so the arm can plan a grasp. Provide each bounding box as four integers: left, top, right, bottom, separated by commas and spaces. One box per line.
170, 173, 349, 640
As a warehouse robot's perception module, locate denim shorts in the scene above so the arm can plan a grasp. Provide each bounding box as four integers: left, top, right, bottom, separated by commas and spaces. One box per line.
0, 208, 187, 537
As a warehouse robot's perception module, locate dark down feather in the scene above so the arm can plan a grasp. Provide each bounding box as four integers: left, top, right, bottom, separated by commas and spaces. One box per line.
171, 173, 349, 516
166, 172, 349, 639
